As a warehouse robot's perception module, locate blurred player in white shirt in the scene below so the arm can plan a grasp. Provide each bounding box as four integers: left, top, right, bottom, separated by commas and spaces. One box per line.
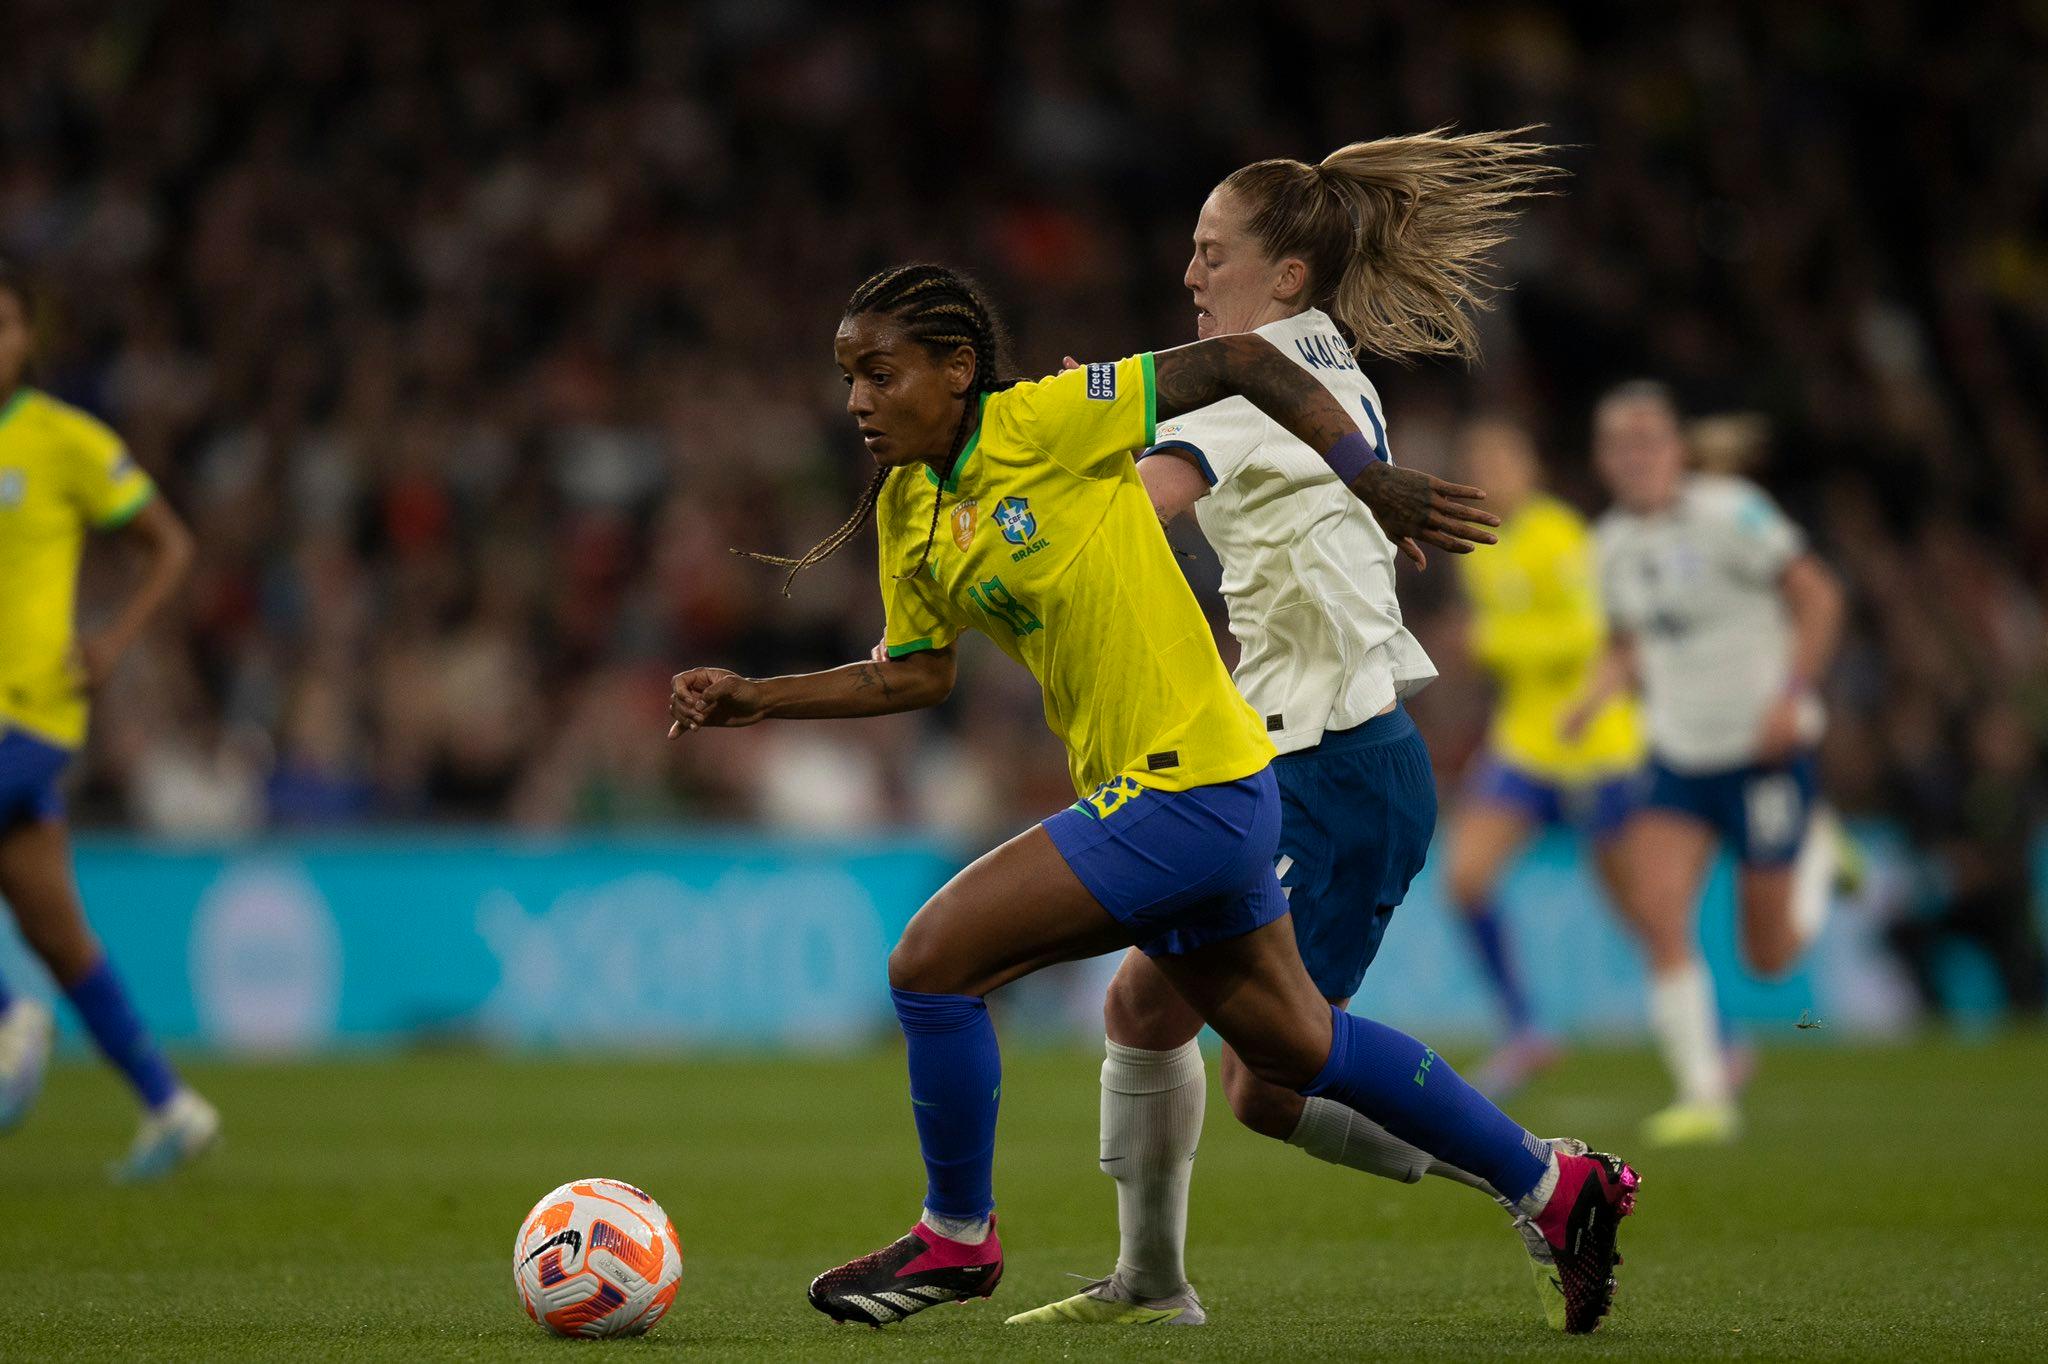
1567, 381, 1845, 1146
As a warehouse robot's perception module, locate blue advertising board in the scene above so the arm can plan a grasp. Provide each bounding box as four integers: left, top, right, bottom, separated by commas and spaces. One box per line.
0, 824, 2024, 1052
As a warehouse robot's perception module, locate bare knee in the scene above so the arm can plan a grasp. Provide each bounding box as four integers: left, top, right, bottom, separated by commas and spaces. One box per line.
887, 911, 966, 995
1220, 1048, 1304, 1139
1103, 953, 1202, 1051
9, 895, 98, 984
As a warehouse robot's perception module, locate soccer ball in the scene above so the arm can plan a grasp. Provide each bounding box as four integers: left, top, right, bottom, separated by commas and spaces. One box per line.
513, 1178, 684, 1337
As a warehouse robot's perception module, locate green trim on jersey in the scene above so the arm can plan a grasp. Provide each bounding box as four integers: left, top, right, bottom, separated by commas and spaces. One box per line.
1141, 352, 1157, 448
925, 393, 991, 493
0, 387, 31, 433
885, 637, 935, 659
95, 486, 155, 530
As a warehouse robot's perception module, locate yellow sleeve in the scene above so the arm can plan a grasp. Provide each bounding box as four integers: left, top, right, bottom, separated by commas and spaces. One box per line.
881, 562, 961, 659
1007, 354, 1157, 480
65, 410, 154, 529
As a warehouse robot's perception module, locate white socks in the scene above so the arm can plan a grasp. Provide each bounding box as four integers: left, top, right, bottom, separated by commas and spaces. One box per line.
1649, 959, 1730, 1105
1099, 1038, 1205, 1298
1286, 1096, 1493, 1194
1101, 1040, 1511, 1297
1789, 805, 1839, 951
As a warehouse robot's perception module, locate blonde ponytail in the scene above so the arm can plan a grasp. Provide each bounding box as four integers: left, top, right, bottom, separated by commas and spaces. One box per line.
1221, 127, 1562, 365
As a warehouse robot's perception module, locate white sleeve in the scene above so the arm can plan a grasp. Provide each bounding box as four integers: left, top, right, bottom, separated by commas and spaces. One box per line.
1713, 478, 1804, 584
1593, 521, 1638, 631
1147, 399, 1265, 488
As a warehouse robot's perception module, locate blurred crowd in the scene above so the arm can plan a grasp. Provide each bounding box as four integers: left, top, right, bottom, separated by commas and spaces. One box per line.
4, 1, 2044, 999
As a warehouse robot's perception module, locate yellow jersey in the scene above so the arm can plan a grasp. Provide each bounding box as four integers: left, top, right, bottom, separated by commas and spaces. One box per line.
0, 388, 155, 749
878, 355, 1275, 798
1457, 494, 1642, 781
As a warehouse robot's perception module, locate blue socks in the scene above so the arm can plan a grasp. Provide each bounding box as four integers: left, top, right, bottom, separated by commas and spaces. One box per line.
1463, 902, 1534, 1031
66, 958, 178, 1110
0, 969, 13, 1015
890, 988, 1001, 1220
1303, 1006, 1551, 1203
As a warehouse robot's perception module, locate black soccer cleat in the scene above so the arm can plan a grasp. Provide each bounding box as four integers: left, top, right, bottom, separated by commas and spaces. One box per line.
808, 1219, 1005, 1327
1524, 1148, 1640, 1333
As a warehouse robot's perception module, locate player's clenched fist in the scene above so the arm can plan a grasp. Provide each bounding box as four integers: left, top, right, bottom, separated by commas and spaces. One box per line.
667, 668, 766, 736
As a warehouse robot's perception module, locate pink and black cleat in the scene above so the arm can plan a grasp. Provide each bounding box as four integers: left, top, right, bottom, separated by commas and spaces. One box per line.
808, 1219, 1005, 1327
1527, 1150, 1641, 1334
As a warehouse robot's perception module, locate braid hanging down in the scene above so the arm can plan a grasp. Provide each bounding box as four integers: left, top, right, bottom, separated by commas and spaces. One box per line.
734, 263, 1009, 594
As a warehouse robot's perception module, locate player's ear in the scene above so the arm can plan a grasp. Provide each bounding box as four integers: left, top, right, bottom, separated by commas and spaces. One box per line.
945, 343, 976, 398
1273, 256, 1310, 308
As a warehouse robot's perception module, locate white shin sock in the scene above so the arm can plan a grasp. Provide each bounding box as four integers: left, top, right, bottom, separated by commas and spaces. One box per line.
1286, 1096, 1497, 1196
1099, 1038, 1205, 1299
1649, 959, 1730, 1105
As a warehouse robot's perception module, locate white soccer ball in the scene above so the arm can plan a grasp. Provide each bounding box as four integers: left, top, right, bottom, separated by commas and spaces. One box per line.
513, 1178, 684, 1338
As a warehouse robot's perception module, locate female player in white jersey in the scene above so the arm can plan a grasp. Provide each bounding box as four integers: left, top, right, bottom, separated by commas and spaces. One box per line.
1567, 380, 1844, 1145
1008, 131, 1623, 1334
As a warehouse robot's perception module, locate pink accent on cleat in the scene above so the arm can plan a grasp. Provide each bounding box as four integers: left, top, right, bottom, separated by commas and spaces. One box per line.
900, 1218, 1003, 1276
1533, 1152, 1595, 1249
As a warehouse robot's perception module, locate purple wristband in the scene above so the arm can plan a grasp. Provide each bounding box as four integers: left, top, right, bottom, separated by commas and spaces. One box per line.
1326, 430, 1378, 485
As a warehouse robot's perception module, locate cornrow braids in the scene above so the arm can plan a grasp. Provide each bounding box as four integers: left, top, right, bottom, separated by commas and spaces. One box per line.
733, 264, 1011, 593
732, 465, 891, 596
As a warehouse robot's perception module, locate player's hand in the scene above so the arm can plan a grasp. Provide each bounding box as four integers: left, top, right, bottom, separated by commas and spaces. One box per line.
1345, 463, 1499, 567
1753, 692, 1805, 764
1061, 356, 1080, 371
69, 634, 124, 694
668, 668, 766, 737
870, 638, 889, 665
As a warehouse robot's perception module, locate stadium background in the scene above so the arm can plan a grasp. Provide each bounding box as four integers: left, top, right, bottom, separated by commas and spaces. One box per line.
2, 0, 2044, 1049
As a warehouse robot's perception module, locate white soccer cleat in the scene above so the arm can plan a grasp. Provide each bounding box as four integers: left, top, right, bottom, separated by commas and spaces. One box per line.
110, 1087, 221, 1182
0, 998, 55, 1131
1006, 1274, 1207, 1326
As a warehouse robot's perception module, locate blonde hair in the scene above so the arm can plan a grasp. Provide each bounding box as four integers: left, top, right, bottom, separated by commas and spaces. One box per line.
1688, 411, 1771, 475
1219, 127, 1562, 365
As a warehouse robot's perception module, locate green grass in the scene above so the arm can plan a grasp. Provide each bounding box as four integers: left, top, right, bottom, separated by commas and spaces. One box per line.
4, 1035, 2047, 1361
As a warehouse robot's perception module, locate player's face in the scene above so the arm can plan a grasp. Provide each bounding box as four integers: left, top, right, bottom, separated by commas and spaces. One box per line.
835, 314, 976, 469
1594, 398, 1687, 511
1460, 424, 1540, 510
0, 289, 29, 392
1186, 188, 1300, 340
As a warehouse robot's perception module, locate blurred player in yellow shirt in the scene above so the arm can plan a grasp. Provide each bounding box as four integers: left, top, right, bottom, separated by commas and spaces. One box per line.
0, 260, 218, 1178
1446, 420, 1645, 1096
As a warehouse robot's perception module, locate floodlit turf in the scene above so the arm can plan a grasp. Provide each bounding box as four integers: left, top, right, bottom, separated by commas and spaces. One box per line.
4, 1034, 2046, 1361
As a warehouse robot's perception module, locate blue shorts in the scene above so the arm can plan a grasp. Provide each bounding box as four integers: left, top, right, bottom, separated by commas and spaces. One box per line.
1645, 752, 1818, 866
0, 727, 70, 829
1044, 766, 1287, 958
1464, 753, 1642, 842
1274, 706, 1437, 1000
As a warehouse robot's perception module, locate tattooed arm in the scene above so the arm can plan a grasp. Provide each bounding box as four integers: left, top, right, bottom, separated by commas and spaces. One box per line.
668, 646, 956, 735
1151, 334, 1500, 560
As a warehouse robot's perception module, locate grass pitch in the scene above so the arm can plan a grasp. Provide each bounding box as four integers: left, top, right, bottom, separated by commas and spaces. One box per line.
4, 1034, 2046, 1361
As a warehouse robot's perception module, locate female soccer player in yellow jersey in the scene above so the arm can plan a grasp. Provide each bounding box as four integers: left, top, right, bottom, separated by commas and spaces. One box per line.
1447, 419, 1646, 1098
0, 261, 219, 1178
670, 262, 1640, 1333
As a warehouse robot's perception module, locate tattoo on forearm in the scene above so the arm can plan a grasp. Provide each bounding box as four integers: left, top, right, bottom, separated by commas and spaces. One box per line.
1153, 335, 1352, 452
851, 662, 897, 702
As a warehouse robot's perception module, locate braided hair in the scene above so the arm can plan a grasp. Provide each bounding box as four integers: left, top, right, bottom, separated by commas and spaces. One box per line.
735, 264, 1009, 594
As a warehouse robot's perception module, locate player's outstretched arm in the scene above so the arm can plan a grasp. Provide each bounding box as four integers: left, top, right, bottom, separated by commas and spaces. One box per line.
1151, 334, 1500, 563
667, 647, 956, 736
78, 498, 195, 691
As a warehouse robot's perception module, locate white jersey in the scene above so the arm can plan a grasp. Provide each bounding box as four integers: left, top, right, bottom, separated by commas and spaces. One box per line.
1150, 308, 1435, 755
1596, 473, 1819, 772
